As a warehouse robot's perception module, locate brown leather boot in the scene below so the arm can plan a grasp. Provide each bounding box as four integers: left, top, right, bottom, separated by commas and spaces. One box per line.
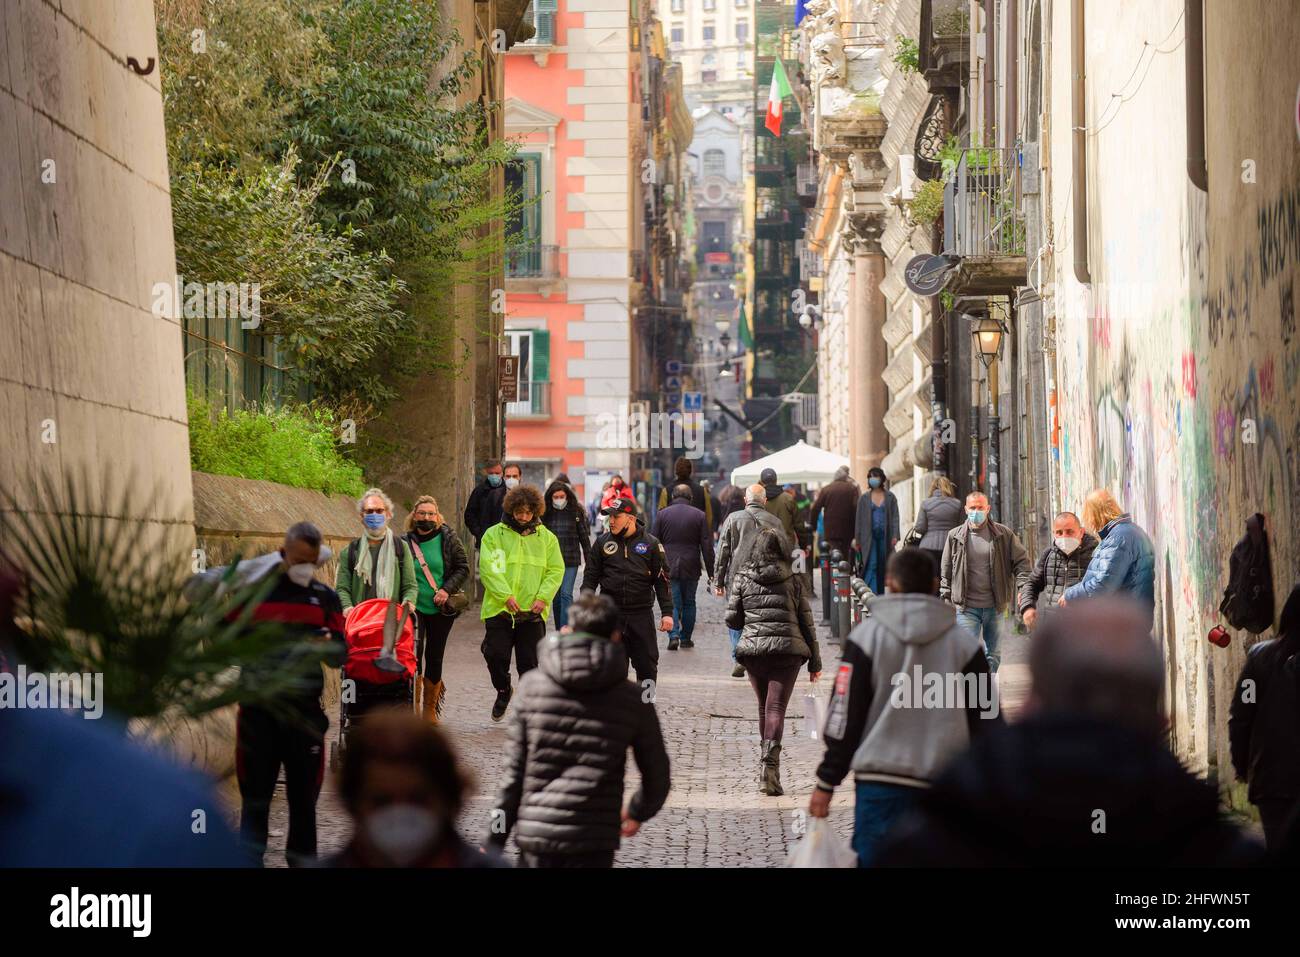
420, 677, 443, 725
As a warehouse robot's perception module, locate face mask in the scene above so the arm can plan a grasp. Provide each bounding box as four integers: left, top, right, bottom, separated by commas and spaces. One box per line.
1055, 535, 1080, 555
486, 474, 503, 487
287, 563, 316, 588
504, 477, 519, 489
552, 497, 567, 510
363, 804, 442, 867
363, 512, 387, 532
414, 520, 437, 534
967, 509, 987, 527
868, 477, 882, 489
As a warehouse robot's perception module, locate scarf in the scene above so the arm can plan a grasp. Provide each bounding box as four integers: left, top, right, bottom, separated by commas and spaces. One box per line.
355, 527, 397, 599
503, 513, 539, 535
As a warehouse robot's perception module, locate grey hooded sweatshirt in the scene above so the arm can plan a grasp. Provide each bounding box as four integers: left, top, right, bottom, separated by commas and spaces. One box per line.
814, 593, 1001, 791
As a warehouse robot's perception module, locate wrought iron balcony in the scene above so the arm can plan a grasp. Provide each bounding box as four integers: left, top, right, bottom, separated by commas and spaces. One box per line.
505, 242, 559, 279
946, 147, 1027, 294
505, 380, 551, 419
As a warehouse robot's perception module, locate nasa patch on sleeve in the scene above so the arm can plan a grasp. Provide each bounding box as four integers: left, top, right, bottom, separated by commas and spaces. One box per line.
633, 542, 650, 555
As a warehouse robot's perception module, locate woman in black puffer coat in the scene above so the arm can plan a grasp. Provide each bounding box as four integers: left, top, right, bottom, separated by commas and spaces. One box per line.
726, 527, 823, 796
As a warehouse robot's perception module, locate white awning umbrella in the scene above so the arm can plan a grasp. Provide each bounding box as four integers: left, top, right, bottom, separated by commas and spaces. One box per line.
730, 441, 848, 488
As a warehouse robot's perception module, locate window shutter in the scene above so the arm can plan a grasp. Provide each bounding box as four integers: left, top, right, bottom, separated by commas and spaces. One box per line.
534, 0, 557, 44
531, 329, 550, 382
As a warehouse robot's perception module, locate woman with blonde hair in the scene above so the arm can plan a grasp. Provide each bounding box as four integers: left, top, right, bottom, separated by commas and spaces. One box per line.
911, 475, 965, 574
1061, 488, 1156, 627
403, 496, 469, 723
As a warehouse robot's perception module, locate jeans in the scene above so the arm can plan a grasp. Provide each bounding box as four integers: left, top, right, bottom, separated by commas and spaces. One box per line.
670, 577, 699, 642
552, 565, 579, 631
853, 780, 922, 868
956, 605, 1002, 671
728, 628, 742, 660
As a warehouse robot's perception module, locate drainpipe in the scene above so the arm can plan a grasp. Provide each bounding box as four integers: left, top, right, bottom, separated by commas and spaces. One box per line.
930, 223, 948, 476
1185, 0, 1208, 191
1071, 0, 1090, 284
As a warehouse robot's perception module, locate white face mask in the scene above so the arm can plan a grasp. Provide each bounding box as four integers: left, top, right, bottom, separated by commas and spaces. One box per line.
364, 804, 443, 867
1054, 535, 1080, 555
552, 496, 567, 510
504, 477, 520, 489
287, 563, 317, 587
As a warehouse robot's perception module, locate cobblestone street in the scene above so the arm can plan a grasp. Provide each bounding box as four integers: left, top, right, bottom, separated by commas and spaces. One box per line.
262, 585, 1031, 867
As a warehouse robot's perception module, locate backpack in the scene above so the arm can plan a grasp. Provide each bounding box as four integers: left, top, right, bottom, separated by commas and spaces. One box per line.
1220, 513, 1274, 633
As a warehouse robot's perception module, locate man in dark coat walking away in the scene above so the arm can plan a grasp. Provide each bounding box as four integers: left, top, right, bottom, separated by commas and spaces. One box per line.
1229, 583, 1300, 851
651, 484, 715, 650
1017, 511, 1097, 631
809, 465, 859, 560
485, 593, 671, 868
759, 467, 799, 546
877, 597, 1264, 867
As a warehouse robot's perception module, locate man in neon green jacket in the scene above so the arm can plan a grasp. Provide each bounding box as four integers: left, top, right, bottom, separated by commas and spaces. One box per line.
479, 483, 564, 722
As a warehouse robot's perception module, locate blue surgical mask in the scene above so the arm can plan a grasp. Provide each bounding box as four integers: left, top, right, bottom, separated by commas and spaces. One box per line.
486, 474, 503, 487
967, 509, 987, 527
868, 477, 882, 489
363, 512, 387, 531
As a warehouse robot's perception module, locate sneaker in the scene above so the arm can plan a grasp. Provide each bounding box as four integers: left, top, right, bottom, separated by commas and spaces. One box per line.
667, 637, 680, 651
679, 639, 695, 648
491, 687, 513, 722
731, 662, 746, 678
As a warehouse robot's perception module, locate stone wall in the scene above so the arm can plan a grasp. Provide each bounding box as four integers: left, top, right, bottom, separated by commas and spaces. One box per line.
0, 0, 193, 529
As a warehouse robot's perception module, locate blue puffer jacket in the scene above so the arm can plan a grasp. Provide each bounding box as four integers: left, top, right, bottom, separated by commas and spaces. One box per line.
1062, 514, 1155, 624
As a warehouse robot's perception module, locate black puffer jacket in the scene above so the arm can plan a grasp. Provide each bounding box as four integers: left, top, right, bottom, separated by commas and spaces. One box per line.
487, 631, 671, 856
1017, 532, 1098, 615
1228, 585, 1300, 804
725, 530, 822, 672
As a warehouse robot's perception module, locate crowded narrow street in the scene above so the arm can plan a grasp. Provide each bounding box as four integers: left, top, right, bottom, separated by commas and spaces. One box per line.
260, 587, 1030, 866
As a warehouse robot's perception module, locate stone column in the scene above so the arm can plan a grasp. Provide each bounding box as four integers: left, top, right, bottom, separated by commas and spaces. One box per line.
844, 212, 889, 478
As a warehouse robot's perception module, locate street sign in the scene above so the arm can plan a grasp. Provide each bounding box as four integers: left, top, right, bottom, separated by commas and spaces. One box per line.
665, 392, 682, 409
904, 253, 957, 296
665, 374, 683, 391
665, 359, 683, 375
498, 354, 519, 402
683, 391, 703, 413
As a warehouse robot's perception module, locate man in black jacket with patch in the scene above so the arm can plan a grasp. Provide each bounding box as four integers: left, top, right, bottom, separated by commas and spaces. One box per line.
581, 496, 674, 686
486, 593, 671, 867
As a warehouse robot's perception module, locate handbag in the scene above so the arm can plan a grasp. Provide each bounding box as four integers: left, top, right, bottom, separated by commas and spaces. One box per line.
408, 536, 468, 616
903, 524, 923, 548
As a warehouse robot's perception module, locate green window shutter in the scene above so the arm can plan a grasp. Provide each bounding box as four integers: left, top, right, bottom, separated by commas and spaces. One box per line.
534, 0, 557, 44
531, 330, 550, 382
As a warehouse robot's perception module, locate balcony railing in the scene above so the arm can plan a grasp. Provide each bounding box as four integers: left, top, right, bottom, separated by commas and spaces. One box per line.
505, 380, 551, 418
796, 163, 817, 198
949, 147, 1025, 259
505, 242, 559, 279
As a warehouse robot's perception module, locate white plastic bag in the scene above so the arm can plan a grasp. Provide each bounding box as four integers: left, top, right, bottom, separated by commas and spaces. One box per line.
802, 692, 826, 739
787, 817, 857, 868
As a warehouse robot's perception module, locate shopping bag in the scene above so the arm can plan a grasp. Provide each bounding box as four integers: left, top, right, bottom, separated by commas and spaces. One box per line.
802, 692, 827, 740
786, 817, 857, 868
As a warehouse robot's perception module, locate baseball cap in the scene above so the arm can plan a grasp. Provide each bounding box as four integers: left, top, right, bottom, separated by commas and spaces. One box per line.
760, 468, 778, 484
600, 497, 636, 516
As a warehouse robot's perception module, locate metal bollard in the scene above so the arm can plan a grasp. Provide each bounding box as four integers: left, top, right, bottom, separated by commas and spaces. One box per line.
850, 576, 875, 626
828, 550, 844, 638
819, 540, 832, 623
835, 559, 853, 639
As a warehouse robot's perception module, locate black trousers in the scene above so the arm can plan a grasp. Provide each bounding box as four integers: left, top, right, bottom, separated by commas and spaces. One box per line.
520, 849, 616, 868
618, 609, 659, 685
416, 610, 456, 684
236, 703, 328, 866
481, 613, 545, 692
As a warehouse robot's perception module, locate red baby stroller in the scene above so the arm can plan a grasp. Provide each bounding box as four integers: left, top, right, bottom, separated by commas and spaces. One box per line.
329, 598, 417, 769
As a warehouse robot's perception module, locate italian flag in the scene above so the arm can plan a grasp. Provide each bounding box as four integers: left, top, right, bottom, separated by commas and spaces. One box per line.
764, 58, 793, 137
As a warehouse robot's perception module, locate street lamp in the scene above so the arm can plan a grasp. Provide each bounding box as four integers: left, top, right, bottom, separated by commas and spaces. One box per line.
969, 314, 1006, 367
719, 330, 731, 351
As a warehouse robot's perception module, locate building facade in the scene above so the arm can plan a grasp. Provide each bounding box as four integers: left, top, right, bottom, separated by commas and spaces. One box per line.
504, 0, 692, 510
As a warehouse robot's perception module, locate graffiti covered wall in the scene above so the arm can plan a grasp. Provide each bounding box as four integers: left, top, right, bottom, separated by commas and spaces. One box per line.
1045, 0, 1300, 780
